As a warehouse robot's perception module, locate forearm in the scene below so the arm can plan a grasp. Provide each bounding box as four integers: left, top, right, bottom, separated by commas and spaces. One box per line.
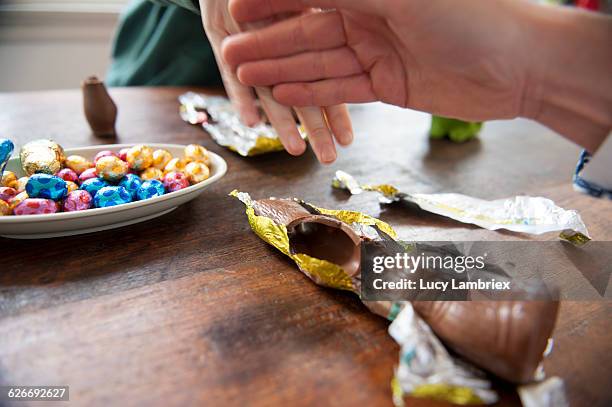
520, 3, 612, 152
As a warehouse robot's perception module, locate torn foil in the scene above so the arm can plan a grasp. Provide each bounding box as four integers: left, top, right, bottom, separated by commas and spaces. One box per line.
332, 170, 590, 244
179, 92, 306, 156
231, 190, 500, 405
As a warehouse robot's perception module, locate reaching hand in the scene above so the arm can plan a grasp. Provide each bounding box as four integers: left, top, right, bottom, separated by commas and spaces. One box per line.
223, 0, 535, 122
200, 0, 354, 163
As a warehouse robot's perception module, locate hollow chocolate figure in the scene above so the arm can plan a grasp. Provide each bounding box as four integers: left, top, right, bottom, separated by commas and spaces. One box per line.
82, 76, 117, 137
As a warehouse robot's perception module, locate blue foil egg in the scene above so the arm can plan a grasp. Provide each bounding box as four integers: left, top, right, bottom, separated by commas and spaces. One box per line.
0, 139, 14, 174
93, 186, 132, 208
118, 173, 142, 198
80, 177, 109, 197
136, 179, 165, 201
25, 173, 67, 200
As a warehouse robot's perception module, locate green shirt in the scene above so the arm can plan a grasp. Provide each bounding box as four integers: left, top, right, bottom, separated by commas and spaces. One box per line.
106, 0, 222, 87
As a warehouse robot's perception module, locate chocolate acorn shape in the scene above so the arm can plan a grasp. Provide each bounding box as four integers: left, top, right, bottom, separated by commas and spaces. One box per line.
250, 197, 559, 384
82, 76, 117, 137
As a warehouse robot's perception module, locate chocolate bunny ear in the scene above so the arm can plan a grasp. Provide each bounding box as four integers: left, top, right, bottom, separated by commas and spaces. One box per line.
242, 193, 559, 384
82, 76, 117, 137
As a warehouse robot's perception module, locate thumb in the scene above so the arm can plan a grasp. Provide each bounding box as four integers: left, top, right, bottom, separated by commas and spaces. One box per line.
229, 0, 387, 23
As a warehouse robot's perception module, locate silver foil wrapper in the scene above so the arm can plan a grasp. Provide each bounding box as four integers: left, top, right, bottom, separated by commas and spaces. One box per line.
332, 171, 590, 244
179, 92, 306, 157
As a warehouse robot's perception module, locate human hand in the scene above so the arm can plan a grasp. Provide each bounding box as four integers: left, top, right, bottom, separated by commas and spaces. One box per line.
222, 0, 539, 122
222, 0, 612, 152
199, 0, 354, 163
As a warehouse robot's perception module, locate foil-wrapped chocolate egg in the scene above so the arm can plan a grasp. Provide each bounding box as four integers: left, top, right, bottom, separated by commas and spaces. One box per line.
126, 145, 154, 171
65, 181, 79, 193
96, 156, 128, 182
140, 167, 163, 181
9, 191, 28, 211
78, 168, 98, 183
152, 149, 173, 170
63, 190, 93, 212
93, 186, 132, 208
118, 174, 142, 198
118, 148, 129, 161
25, 174, 68, 200
56, 168, 79, 183
136, 179, 165, 201
19, 139, 65, 175
184, 144, 210, 166
164, 157, 188, 173
184, 161, 210, 184
15, 177, 29, 192
65, 155, 94, 175
162, 171, 189, 193
0, 199, 10, 216
1, 170, 17, 188
94, 150, 118, 164
80, 177, 109, 198
0, 186, 17, 202
13, 198, 58, 215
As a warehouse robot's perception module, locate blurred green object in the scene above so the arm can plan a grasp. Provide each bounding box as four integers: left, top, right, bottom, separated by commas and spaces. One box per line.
429, 116, 483, 143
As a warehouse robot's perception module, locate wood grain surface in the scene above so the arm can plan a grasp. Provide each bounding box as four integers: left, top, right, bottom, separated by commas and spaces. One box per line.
0, 87, 610, 407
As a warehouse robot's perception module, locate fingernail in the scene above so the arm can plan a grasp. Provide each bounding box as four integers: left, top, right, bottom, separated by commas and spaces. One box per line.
287, 137, 305, 155
320, 148, 336, 164
342, 131, 354, 146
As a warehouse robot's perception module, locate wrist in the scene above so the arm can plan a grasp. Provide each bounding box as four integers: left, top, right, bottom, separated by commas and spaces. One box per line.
519, 3, 612, 152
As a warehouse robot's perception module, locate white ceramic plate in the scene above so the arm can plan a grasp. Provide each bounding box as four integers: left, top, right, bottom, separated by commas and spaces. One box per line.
0, 143, 227, 239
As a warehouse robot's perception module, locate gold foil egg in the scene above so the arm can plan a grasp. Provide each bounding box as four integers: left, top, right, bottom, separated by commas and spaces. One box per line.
15, 176, 29, 192
1, 170, 17, 187
96, 156, 128, 182
19, 139, 65, 175
152, 149, 173, 170
164, 157, 188, 173
126, 145, 154, 171
184, 161, 210, 184
0, 199, 10, 216
9, 191, 28, 211
65, 155, 94, 175
184, 144, 210, 166
65, 181, 79, 193
140, 167, 164, 181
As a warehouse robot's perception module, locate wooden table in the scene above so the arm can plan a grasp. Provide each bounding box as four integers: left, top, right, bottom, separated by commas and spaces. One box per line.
0, 87, 610, 407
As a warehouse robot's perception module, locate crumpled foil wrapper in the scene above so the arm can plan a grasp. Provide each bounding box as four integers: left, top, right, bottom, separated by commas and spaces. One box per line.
20, 139, 65, 176
231, 190, 500, 405
179, 92, 306, 156
332, 170, 590, 245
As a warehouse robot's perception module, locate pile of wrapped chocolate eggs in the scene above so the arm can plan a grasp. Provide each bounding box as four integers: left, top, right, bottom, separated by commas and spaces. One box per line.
0, 140, 211, 216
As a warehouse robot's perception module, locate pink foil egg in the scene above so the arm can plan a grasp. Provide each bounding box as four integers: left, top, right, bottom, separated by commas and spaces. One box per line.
118, 148, 130, 161
13, 198, 58, 215
162, 171, 189, 193
0, 186, 17, 203
94, 150, 118, 164
78, 167, 98, 183
62, 190, 93, 212
56, 168, 79, 183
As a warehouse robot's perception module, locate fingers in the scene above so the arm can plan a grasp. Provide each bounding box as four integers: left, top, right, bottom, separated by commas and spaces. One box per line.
255, 87, 307, 155
324, 105, 353, 146
295, 107, 337, 164
222, 11, 346, 66
229, 0, 387, 23
272, 75, 377, 106
237, 47, 362, 86
208, 32, 261, 126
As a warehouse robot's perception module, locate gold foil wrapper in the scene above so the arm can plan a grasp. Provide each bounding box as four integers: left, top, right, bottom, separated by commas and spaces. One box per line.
179, 92, 306, 157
